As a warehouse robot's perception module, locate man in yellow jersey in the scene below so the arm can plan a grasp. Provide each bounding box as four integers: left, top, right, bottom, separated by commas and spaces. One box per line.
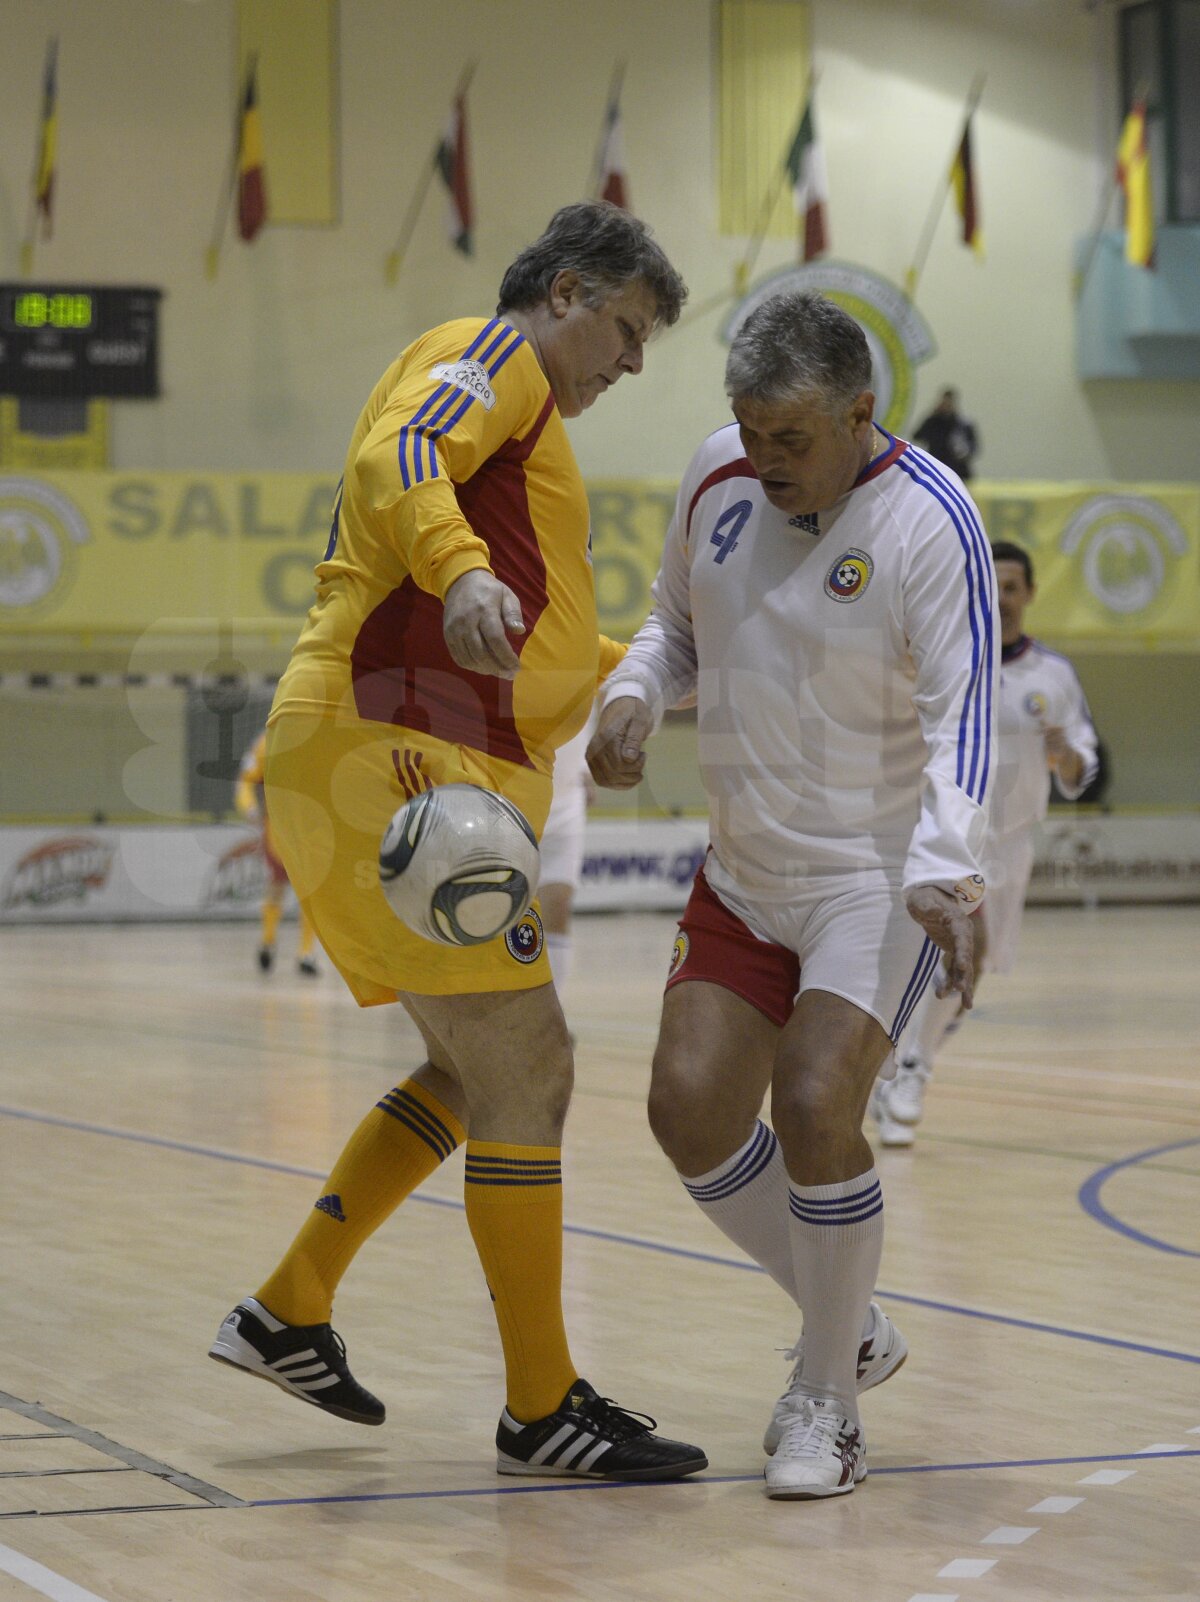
234, 728, 319, 977
210, 202, 706, 1481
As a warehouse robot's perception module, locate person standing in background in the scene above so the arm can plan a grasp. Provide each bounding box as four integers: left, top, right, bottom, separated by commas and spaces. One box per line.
913, 387, 979, 481
235, 729, 319, 977
872, 540, 1098, 1147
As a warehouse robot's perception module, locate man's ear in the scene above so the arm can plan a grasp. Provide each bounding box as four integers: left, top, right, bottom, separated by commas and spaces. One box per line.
547, 270, 582, 319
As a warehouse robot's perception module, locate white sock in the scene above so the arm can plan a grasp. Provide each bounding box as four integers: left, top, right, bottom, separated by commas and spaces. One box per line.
787, 1168, 885, 1420
902, 981, 963, 1065
545, 931, 572, 992
680, 1121, 796, 1300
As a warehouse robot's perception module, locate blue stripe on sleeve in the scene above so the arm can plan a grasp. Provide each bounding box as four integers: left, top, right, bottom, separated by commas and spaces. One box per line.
396, 318, 501, 489
896, 451, 996, 805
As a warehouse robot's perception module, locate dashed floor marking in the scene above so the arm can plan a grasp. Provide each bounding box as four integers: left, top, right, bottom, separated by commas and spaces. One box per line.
907, 1594, 960, 1601
938, 1558, 998, 1579
1028, 1495, 1083, 1513
981, 1526, 1039, 1544
1077, 1468, 1136, 1485
1135, 1442, 1188, 1454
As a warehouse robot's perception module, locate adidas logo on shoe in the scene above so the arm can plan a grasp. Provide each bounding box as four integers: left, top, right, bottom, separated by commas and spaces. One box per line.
314, 1193, 346, 1221
496, 1378, 707, 1482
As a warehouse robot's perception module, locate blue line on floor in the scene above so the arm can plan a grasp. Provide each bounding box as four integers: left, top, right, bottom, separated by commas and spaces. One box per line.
1077, 1136, 1200, 1260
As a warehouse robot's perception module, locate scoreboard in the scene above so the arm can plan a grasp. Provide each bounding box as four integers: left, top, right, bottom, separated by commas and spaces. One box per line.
0, 284, 161, 398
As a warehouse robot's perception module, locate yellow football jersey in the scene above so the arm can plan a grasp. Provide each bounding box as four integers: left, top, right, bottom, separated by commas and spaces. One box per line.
271, 316, 623, 772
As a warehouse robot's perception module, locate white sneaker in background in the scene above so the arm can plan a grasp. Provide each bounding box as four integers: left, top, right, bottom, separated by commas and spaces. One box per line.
887, 1053, 931, 1125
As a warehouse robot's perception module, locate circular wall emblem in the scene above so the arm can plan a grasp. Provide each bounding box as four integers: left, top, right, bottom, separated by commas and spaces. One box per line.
824, 549, 873, 603
668, 931, 689, 978
504, 907, 544, 964
1060, 494, 1188, 620
721, 262, 937, 432
0, 476, 91, 614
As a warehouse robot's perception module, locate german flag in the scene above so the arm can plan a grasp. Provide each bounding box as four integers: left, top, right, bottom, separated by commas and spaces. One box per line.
237, 60, 267, 242
950, 115, 982, 255
33, 39, 58, 238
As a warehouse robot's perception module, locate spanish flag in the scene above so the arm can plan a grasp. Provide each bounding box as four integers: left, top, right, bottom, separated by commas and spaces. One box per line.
237, 60, 267, 242
33, 38, 58, 239
950, 116, 982, 255
1116, 100, 1154, 268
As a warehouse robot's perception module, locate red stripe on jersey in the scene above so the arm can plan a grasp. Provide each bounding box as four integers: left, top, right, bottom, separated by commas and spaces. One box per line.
350, 406, 553, 767
686, 458, 758, 540
856, 433, 908, 486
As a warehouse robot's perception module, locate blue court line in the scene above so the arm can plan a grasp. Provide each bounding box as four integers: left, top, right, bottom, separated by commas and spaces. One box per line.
4, 1104, 1199, 1369
1077, 1136, 1200, 1261
246, 1448, 1200, 1508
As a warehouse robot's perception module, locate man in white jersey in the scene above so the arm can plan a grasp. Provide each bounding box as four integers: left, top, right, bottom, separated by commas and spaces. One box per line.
588, 292, 997, 1500
872, 540, 1098, 1146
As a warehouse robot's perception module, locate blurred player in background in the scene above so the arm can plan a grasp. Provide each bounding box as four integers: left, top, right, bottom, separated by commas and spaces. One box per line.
210, 203, 707, 1483
538, 711, 595, 1001
235, 729, 319, 977
871, 539, 1098, 1147
589, 292, 997, 1499
913, 386, 979, 481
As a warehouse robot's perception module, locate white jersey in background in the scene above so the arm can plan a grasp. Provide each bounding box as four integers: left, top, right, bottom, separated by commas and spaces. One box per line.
602, 425, 998, 905
992, 637, 1099, 834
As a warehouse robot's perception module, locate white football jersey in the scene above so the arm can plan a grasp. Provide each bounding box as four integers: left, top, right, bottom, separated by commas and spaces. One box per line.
602, 425, 999, 904
992, 637, 1098, 837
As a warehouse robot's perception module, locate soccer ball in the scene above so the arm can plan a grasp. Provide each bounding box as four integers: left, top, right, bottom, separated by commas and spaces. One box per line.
379, 783, 540, 947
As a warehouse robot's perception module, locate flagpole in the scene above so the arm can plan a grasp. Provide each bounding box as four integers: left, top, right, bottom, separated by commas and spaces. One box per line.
590, 59, 626, 199
903, 72, 986, 302
20, 37, 57, 279
1074, 77, 1149, 299
674, 69, 819, 331
205, 55, 254, 281
385, 60, 476, 286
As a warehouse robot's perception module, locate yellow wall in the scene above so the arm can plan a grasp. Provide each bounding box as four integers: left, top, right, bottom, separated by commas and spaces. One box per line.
2, 0, 1198, 486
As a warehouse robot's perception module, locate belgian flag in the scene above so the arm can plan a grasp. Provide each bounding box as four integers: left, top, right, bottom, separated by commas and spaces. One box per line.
237, 60, 267, 242
33, 38, 59, 239
950, 115, 982, 256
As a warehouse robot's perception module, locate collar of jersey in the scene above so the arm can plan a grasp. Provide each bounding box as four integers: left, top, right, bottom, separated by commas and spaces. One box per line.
1002, 634, 1033, 664
854, 426, 908, 488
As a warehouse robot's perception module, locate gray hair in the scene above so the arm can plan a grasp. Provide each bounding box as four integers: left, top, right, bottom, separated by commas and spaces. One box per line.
497, 201, 687, 329
725, 291, 872, 414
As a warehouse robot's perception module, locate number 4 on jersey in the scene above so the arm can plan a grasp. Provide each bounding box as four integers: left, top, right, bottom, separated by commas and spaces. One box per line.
709, 500, 752, 565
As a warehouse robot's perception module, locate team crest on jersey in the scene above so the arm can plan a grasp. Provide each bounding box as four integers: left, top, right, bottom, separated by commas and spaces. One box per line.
1023, 691, 1048, 720
505, 907, 544, 964
429, 358, 496, 411
668, 931, 690, 978
825, 549, 873, 603
952, 873, 986, 907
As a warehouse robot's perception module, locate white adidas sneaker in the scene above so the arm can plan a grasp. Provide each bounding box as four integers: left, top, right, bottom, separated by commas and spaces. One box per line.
763, 1301, 908, 1454
764, 1398, 866, 1499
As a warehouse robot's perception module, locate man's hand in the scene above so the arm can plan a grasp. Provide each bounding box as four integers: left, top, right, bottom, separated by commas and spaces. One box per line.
904, 884, 979, 1008
587, 696, 654, 789
442, 570, 525, 679
1043, 725, 1083, 789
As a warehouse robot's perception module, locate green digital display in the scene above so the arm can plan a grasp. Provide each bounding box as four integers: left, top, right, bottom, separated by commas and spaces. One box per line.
12, 291, 93, 330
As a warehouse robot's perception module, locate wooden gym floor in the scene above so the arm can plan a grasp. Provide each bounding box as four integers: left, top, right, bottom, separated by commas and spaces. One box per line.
0, 903, 1197, 1601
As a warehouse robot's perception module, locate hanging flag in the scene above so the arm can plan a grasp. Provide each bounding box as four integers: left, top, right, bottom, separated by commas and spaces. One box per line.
436, 90, 473, 254
950, 115, 983, 255
1116, 99, 1154, 268
594, 72, 630, 209
237, 60, 267, 242
785, 98, 828, 262
33, 38, 59, 239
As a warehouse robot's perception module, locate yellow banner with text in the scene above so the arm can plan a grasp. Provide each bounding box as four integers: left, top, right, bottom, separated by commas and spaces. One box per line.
0, 471, 1196, 644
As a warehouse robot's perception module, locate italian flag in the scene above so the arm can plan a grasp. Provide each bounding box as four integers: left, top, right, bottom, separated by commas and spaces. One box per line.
786, 99, 828, 262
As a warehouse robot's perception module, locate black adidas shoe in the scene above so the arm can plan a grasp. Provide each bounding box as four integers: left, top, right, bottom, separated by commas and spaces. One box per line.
496, 1379, 707, 1481
258, 945, 274, 972
208, 1297, 385, 1426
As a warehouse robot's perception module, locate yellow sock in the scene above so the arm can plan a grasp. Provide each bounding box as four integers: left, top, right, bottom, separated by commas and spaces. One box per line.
464, 1141, 577, 1422
256, 1080, 465, 1326
261, 899, 282, 947
297, 908, 316, 958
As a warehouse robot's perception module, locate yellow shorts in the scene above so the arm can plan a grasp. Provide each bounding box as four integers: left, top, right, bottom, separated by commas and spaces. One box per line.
264, 712, 553, 1005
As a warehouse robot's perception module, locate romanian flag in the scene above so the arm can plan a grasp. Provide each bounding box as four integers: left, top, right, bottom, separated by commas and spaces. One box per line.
1116, 100, 1154, 268
237, 60, 267, 242
437, 91, 473, 254
33, 39, 58, 239
950, 116, 982, 255
785, 98, 829, 263
595, 77, 630, 210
